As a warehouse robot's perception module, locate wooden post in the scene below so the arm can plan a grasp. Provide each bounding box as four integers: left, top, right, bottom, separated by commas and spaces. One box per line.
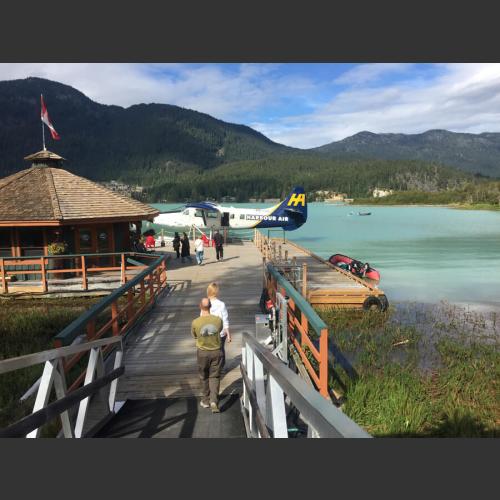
302, 263, 307, 299
279, 244, 282, 262
284, 249, 288, 262
149, 272, 154, 304
120, 253, 126, 284
111, 301, 119, 336
160, 259, 167, 285
86, 319, 96, 341
140, 280, 146, 306
81, 255, 88, 291
127, 288, 134, 321
40, 256, 48, 293
0, 258, 8, 294
319, 328, 329, 398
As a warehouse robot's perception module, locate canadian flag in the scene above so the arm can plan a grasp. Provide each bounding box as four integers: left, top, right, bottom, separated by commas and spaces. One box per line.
40, 94, 60, 140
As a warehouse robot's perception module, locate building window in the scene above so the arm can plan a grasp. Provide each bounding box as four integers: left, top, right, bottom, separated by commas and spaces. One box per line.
18, 228, 44, 256
0, 228, 12, 257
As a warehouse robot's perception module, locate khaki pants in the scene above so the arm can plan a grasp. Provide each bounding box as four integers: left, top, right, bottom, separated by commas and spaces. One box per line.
197, 349, 223, 404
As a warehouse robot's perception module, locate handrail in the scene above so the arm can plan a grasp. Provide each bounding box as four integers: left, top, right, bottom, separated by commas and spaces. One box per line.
0, 366, 124, 438
265, 262, 329, 398
266, 263, 327, 334
241, 332, 370, 438
0, 336, 125, 438
1, 251, 162, 261
54, 254, 167, 346
0, 337, 122, 375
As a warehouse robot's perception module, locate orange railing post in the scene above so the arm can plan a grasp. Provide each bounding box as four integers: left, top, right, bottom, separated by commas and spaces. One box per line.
149, 272, 154, 304
120, 253, 126, 284
1, 258, 8, 294
86, 318, 96, 341
319, 328, 329, 398
40, 256, 48, 293
127, 288, 134, 321
81, 255, 87, 291
111, 300, 119, 336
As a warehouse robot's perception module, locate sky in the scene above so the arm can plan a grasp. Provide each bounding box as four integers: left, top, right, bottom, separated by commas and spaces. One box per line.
2, 63, 500, 149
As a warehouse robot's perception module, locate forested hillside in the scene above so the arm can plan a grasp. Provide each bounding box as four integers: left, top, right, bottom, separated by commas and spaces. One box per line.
145, 155, 472, 202
0, 77, 290, 180
314, 130, 500, 177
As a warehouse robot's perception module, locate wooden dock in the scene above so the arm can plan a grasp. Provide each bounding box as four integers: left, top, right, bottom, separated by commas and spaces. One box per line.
115, 241, 264, 402
255, 234, 388, 310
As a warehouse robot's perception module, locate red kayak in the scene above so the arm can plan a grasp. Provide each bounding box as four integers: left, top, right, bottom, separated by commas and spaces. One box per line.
328, 254, 381, 282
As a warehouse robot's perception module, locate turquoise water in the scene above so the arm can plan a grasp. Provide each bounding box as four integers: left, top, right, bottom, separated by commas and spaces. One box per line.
149, 203, 500, 309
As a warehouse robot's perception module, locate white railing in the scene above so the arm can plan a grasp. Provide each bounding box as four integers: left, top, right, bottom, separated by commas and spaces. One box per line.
241, 332, 371, 438
0, 337, 124, 438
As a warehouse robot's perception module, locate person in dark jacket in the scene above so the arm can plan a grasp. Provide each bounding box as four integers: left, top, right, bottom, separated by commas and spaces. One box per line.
181, 232, 192, 263
173, 232, 181, 259
213, 230, 224, 261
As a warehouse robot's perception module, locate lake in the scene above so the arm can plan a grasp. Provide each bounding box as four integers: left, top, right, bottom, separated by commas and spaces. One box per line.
149, 203, 500, 311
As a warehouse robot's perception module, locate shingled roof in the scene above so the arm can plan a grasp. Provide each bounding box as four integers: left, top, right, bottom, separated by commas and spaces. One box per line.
0, 152, 159, 223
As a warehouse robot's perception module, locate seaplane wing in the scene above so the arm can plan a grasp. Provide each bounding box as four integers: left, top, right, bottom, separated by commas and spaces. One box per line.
154, 186, 307, 232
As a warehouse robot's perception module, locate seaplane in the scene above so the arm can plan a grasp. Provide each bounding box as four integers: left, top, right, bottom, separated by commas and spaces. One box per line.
153, 186, 307, 231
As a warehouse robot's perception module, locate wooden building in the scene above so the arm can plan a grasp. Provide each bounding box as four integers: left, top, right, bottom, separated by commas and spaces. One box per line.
0, 150, 159, 259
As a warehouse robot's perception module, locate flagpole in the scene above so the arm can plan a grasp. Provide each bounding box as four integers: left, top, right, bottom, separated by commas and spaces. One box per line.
41, 94, 46, 151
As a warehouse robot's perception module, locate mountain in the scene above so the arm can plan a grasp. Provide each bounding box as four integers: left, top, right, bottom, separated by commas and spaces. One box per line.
313, 130, 500, 177
0, 77, 494, 203
0, 77, 292, 182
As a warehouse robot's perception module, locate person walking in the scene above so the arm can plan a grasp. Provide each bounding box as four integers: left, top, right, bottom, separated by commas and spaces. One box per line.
206, 282, 231, 370
191, 297, 223, 413
213, 230, 224, 261
181, 232, 192, 263
172, 232, 181, 259
194, 235, 205, 265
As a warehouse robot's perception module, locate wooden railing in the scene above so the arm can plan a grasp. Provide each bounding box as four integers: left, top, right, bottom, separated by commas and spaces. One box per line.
50, 253, 168, 392
0, 251, 161, 294
265, 262, 330, 399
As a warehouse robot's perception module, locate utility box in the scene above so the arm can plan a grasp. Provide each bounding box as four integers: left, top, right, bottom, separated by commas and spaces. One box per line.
255, 314, 272, 343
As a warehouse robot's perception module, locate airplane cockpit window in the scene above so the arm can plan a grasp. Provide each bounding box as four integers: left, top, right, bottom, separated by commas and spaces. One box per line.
182, 209, 189, 216
207, 211, 218, 219
194, 209, 203, 218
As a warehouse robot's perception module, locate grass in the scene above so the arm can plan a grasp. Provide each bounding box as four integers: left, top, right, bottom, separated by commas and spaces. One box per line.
318, 303, 499, 437
0, 297, 101, 432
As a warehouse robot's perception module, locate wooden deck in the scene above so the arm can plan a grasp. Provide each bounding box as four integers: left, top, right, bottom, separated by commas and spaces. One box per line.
115, 241, 263, 401
264, 238, 387, 310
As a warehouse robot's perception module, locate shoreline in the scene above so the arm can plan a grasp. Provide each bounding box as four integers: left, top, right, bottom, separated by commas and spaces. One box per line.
349, 201, 500, 211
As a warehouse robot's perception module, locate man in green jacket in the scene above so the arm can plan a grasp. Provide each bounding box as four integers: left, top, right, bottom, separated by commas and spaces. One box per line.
191, 297, 223, 413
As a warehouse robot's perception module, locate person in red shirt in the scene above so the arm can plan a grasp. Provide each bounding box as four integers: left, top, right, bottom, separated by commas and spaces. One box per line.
145, 234, 155, 249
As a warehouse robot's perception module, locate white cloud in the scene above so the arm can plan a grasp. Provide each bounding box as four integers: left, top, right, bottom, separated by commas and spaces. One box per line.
0, 63, 314, 124
254, 63, 500, 148
333, 63, 415, 86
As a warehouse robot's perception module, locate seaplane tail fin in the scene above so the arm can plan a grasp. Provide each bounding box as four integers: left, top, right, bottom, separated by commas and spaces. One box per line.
273, 186, 307, 230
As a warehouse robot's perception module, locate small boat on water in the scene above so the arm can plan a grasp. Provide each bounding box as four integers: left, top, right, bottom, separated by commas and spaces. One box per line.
348, 211, 372, 216
328, 254, 381, 282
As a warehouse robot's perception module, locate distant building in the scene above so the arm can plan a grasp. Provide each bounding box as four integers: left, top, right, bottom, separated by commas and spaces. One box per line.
0, 149, 159, 259
373, 188, 394, 198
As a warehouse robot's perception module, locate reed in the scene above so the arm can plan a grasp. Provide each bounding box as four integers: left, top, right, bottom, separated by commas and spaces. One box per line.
319, 302, 499, 437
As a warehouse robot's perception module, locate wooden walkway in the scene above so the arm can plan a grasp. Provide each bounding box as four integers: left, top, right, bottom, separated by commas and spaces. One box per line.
116, 241, 264, 401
